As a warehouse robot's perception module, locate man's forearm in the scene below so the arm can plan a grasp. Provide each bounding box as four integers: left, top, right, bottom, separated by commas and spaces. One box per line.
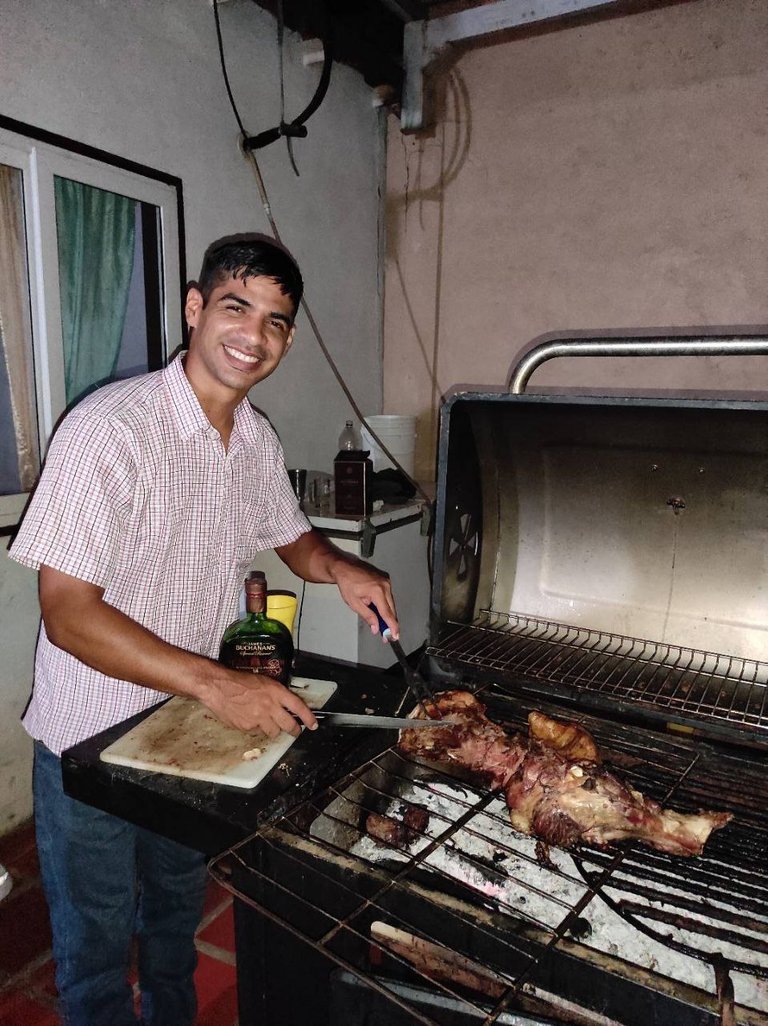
274, 528, 356, 583
41, 569, 223, 701
275, 529, 400, 637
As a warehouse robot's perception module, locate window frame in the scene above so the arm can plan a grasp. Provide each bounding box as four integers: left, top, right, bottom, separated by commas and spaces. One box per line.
0, 114, 186, 531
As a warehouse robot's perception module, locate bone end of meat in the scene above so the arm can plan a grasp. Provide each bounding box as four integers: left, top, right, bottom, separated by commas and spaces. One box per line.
638, 808, 733, 856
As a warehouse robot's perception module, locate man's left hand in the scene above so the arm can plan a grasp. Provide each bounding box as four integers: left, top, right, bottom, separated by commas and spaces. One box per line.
276, 528, 401, 640
332, 561, 400, 640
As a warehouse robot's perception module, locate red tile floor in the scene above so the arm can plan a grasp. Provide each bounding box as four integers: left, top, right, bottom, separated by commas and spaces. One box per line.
0, 821, 238, 1025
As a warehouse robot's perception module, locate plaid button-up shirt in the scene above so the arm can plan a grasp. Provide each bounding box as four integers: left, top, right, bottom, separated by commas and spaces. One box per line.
10, 354, 309, 754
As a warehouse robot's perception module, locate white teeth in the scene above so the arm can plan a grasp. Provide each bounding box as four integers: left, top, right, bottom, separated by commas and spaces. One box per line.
224, 345, 260, 364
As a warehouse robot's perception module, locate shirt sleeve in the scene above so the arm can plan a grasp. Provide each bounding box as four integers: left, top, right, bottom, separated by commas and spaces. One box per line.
9, 408, 137, 588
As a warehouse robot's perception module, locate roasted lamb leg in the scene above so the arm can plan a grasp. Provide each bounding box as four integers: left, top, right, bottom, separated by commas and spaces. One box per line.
399, 691, 732, 856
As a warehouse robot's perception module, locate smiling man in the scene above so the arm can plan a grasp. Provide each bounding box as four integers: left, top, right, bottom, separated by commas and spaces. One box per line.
184, 240, 299, 432
9, 234, 399, 1026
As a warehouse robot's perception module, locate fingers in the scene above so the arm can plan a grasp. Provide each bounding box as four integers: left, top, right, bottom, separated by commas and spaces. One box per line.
273, 707, 303, 737
282, 689, 318, 731
363, 585, 399, 641
347, 594, 394, 638
335, 567, 401, 641
208, 672, 318, 737
260, 684, 317, 737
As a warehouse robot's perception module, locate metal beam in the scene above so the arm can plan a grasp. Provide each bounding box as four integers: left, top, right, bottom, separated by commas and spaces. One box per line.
401, 0, 620, 132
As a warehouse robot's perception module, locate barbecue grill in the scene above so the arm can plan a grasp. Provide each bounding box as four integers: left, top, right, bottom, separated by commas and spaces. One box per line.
211, 337, 768, 1026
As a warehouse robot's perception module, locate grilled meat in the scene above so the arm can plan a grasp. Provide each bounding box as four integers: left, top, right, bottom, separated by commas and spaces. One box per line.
399, 690, 526, 789
505, 743, 731, 856
366, 804, 430, 849
528, 709, 600, 763
399, 691, 732, 856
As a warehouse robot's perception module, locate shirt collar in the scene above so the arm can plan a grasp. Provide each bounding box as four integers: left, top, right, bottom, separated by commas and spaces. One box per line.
163, 352, 261, 448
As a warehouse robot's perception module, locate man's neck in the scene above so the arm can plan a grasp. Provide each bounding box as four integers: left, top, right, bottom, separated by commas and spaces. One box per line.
181, 353, 242, 449
203, 400, 236, 449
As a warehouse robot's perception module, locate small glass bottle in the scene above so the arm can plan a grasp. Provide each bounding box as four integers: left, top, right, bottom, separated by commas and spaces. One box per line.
338, 419, 360, 452
219, 572, 294, 685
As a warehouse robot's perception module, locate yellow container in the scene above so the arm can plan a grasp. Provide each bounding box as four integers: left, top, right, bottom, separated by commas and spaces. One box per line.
266, 592, 298, 635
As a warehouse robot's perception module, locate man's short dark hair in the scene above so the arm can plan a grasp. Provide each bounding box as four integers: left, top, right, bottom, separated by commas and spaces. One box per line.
196, 233, 303, 319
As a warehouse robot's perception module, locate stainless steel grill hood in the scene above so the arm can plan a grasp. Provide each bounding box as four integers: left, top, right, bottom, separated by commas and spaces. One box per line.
427, 341, 768, 745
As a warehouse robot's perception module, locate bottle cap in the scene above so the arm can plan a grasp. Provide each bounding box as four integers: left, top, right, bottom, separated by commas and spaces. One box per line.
245, 571, 267, 594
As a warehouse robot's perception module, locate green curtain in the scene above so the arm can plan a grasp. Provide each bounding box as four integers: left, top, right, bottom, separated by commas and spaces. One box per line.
54, 177, 136, 405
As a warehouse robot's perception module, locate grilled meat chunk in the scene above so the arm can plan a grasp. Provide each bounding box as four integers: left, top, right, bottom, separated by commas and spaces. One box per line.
528, 710, 600, 763
366, 804, 430, 849
399, 691, 732, 856
399, 690, 526, 789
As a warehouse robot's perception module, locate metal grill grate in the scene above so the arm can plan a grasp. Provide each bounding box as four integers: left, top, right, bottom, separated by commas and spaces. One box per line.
428, 612, 768, 735
210, 699, 768, 1025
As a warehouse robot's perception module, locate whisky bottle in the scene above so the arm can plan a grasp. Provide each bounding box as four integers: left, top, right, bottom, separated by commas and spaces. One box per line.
219, 572, 294, 685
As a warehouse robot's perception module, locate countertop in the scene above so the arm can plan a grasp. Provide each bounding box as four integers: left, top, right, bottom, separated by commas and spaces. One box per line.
304, 499, 426, 533
61, 653, 410, 857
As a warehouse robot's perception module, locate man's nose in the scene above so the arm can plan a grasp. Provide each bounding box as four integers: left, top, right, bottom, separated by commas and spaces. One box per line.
253, 315, 273, 343
238, 313, 268, 345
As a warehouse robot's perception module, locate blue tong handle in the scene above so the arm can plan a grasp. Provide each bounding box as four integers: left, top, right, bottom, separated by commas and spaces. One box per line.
369, 602, 394, 640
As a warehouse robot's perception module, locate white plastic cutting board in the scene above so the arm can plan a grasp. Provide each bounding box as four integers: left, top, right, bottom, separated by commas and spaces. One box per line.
100, 677, 337, 789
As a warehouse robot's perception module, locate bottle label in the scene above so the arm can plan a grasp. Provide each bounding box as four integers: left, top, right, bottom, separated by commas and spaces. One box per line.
224, 640, 289, 683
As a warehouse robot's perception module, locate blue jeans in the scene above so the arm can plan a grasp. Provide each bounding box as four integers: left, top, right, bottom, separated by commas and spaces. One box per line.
33, 741, 208, 1026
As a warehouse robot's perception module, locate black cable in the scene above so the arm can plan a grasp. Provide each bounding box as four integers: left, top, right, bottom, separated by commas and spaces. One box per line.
289, 8, 334, 127
242, 1, 334, 154
276, 0, 300, 176
213, 0, 248, 140
211, 1, 432, 508
295, 579, 306, 652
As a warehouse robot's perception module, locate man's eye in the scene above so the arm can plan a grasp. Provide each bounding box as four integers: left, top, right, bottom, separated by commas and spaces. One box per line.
269, 319, 287, 332
226, 304, 244, 313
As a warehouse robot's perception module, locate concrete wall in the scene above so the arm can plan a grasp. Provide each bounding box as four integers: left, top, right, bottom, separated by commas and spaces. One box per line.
0, 0, 384, 833
383, 0, 768, 481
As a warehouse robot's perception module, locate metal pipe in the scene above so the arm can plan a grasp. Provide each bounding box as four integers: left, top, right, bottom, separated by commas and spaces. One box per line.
509, 335, 768, 394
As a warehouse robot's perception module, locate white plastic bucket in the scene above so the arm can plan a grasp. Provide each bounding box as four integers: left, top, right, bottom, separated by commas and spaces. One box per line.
361, 415, 417, 476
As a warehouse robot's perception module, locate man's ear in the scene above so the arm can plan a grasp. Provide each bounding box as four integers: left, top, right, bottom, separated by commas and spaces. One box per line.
284, 326, 296, 353
185, 287, 204, 330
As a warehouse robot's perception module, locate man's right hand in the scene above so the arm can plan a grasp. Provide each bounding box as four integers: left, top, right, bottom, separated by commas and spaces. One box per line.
202, 671, 319, 738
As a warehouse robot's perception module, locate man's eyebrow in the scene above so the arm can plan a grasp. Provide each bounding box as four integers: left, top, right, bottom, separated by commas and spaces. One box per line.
217, 292, 292, 326
218, 291, 253, 308
268, 311, 293, 327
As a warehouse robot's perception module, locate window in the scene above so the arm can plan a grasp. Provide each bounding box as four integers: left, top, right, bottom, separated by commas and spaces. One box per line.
0, 119, 184, 529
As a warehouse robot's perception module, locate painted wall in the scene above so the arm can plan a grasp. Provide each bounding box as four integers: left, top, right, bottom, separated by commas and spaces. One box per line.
0, 0, 384, 833
383, 0, 768, 481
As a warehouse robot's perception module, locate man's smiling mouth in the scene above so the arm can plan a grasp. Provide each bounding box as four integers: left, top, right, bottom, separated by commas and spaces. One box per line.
223, 344, 262, 365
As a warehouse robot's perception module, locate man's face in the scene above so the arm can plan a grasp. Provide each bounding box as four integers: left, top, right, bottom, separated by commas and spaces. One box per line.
183, 273, 296, 403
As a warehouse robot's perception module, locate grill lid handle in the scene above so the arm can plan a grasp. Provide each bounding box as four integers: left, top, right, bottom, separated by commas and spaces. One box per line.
509, 334, 768, 394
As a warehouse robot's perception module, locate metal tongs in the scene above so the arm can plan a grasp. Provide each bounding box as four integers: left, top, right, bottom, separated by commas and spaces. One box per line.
369, 604, 442, 719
